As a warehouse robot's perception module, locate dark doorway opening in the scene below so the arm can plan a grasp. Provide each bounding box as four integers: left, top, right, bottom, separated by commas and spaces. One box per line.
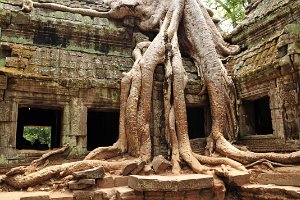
16, 107, 62, 150
242, 97, 273, 135
87, 110, 119, 151
186, 107, 205, 139
254, 97, 273, 135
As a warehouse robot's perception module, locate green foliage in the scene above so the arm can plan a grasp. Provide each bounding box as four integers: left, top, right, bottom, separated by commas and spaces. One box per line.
0, 154, 8, 165
205, 0, 250, 30
23, 126, 51, 148
68, 147, 88, 158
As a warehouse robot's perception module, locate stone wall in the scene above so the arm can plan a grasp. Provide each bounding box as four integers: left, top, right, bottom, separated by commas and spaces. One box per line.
0, 1, 207, 162
226, 0, 300, 152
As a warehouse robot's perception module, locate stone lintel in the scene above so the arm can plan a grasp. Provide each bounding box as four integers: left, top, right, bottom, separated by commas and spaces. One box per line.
128, 174, 214, 192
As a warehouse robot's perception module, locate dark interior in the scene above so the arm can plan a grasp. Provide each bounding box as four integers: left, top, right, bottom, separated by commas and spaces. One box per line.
16, 107, 62, 150
254, 97, 273, 135
87, 110, 119, 151
186, 107, 205, 139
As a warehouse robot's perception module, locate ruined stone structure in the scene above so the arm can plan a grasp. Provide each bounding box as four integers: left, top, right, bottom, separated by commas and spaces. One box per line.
226, 0, 300, 152
0, 0, 300, 199
0, 0, 209, 162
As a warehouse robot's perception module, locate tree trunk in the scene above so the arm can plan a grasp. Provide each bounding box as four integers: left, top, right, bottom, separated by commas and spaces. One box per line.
4, 0, 300, 196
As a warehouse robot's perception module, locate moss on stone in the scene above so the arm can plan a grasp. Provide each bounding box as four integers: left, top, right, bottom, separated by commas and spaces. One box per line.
0, 58, 5, 67
285, 24, 300, 36
0, 154, 8, 165
1, 36, 33, 45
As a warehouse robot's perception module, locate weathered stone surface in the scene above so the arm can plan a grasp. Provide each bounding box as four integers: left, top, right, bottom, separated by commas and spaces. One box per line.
144, 191, 165, 200
97, 176, 114, 188
240, 184, 300, 200
253, 173, 300, 187
49, 192, 74, 200
128, 174, 214, 191
116, 186, 143, 200
5, 57, 28, 68
130, 161, 146, 175
216, 170, 250, 186
72, 166, 104, 179
0, 101, 17, 122
121, 162, 138, 176
73, 190, 95, 200
11, 12, 30, 25
113, 175, 128, 187
68, 179, 95, 190
20, 192, 50, 200
94, 188, 116, 200
0, 75, 7, 89
164, 191, 185, 200
151, 155, 171, 174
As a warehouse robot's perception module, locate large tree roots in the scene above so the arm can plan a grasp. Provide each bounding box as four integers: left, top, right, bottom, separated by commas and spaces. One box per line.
5, 0, 300, 198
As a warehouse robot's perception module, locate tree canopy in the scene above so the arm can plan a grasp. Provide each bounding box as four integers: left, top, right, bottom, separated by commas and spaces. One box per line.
205, 0, 250, 30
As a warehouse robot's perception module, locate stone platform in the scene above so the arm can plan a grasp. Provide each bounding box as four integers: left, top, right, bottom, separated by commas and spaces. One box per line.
128, 174, 214, 192
1, 172, 300, 200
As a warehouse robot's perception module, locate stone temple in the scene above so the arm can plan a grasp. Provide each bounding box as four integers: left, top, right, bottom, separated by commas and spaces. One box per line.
0, 0, 299, 199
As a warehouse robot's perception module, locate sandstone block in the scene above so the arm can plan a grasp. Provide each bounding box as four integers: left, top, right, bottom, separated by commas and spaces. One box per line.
254, 173, 300, 187
240, 184, 300, 200
164, 191, 185, 200
216, 170, 250, 186
113, 175, 128, 187
130, 161, 146, 175
128, 174, 214, 192
11, 12, 30, 25
144, 191, 165, 200
73, 166, 104, 179
73, 190, 95, 200
97, 176, 114, 188
0, 75, 7, 89
49, 192, 74, 200
20, 192, 50, 200
152, 155, 171, 174
116, 186, 143, 200
5, 57, 28, 69
121, 162, 138, 176
68, 179, 95, 190
94, 188, 115, 200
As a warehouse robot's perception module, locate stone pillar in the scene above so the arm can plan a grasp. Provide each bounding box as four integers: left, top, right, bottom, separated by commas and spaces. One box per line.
151, 66, 168, 157
0, 101, 18, 158
62, 98, 87, 157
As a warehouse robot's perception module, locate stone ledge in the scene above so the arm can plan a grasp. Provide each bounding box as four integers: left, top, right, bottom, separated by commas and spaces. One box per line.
252, 173, 300, 187
240, 184, 300, 199
128, 174, 214, 192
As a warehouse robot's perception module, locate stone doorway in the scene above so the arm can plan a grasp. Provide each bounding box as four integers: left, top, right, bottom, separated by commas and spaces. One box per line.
16, 107, 62, 150
186, 107, 206, 139
87, 110, 119, 151
242, 96, 273, 135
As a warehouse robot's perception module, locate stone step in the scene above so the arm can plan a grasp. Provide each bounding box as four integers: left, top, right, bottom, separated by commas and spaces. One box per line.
251, 172, 300, 187
96, 175, 129, 188
128, 174, 214, 192
94, 186, 143, 200
0, 192, 74, 200
216, 170, 250, 186
240, 184, 300, 200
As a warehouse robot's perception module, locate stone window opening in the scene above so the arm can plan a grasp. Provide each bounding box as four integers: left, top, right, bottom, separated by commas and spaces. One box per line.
87, 110, 119, 151
241, 96, 273, 136
16, 107, 62, 150
186, 107, 206, 139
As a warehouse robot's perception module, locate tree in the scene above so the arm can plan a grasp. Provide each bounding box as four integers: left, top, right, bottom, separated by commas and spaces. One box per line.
205, 0, 250, 29
23, 126, 51, 148
2, 0, 300, 199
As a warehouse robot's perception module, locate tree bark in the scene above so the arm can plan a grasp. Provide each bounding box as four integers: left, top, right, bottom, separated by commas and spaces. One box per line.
5, 0, 300, 196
